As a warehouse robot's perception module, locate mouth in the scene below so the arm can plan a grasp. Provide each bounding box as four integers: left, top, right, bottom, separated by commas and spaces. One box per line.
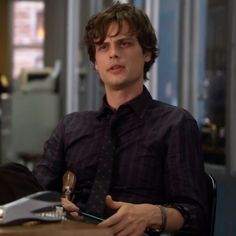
108, 64, 125, 72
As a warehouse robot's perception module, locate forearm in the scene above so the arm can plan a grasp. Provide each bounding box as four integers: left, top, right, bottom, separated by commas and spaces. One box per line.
146, 204, 185, 233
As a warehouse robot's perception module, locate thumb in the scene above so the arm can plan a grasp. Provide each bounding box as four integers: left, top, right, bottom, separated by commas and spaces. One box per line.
105, 195, 122, 210
61, 198, 80, 212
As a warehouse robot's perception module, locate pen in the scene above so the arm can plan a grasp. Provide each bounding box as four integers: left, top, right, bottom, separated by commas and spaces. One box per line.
79, 211, 104, 222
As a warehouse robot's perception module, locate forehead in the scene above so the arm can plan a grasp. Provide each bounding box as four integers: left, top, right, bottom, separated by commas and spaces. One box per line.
94, 20, 135, 44
106, 21, 132, 38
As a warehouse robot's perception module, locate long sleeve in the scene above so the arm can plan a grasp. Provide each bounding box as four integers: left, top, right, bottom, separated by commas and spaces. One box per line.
32, 119, 65, 192
164, 114, 208, 235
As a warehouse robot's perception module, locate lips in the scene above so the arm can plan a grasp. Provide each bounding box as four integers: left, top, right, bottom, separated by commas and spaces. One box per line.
108, 64, 125, 71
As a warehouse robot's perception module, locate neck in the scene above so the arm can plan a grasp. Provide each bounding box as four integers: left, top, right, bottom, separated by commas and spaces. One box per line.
105, 84, 143, 110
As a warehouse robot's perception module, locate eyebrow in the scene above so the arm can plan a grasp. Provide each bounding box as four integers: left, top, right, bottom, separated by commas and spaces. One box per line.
96, 35, 135, 45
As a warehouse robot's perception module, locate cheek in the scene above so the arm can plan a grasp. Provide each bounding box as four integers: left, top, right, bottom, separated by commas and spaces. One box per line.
94, 60, 103, 73
94, 54, 101, 71
95, 62, 99, 71
94, 55, 107, 72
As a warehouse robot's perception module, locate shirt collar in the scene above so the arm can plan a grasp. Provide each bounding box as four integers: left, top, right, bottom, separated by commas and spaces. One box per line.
96, 86, 153, 120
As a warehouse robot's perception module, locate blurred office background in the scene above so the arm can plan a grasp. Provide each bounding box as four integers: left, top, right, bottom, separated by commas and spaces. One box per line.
0, 0, 235, 235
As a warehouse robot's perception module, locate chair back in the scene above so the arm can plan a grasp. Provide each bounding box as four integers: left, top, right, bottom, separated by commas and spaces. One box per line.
205, 173, 217, 236
163, 173, 217, 236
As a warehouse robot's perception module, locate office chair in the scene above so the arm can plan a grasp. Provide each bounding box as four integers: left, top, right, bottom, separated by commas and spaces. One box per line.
205, 173, 217, 236
172, 173, 217, 236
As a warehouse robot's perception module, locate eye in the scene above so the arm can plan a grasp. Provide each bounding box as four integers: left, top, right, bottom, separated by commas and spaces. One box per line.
97, 43, 108, 51
120, 41, 131, 47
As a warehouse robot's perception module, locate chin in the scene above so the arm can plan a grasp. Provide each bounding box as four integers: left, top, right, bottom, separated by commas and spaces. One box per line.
111, 81, 136, 91
110, 84, 126, 91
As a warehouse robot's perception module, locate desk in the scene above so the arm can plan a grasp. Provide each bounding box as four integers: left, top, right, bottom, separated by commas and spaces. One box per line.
0, 220, 113, 236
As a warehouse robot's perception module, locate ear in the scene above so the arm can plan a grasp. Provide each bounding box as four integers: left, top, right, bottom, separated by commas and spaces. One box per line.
144, 51, 151, 62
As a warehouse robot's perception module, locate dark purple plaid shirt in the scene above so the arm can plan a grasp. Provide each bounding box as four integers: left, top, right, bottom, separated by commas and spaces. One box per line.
33, 86, 207, 235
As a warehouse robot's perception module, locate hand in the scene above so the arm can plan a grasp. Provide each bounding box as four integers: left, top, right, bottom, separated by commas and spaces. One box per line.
98, 195, 153, 236
61, 198, 84, 221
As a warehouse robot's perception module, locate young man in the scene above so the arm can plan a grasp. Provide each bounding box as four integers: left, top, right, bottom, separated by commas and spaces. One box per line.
33, 2, 207, 235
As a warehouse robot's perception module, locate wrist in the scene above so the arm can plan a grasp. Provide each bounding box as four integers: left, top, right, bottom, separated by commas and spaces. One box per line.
147, 205, 167, 232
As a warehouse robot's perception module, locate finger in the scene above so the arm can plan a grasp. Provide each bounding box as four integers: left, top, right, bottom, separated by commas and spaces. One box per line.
61, 198, 77, 208
61, 198, 80, 212
105, 195, 122, 210
116, 227, 137, 236
109, 218, 130, 234
98, 210, 122, 227
67, 211, 84, 221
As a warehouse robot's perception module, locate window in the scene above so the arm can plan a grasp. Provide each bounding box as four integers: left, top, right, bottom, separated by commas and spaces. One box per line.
12, 1, 45, 79
199, 0, 228, 165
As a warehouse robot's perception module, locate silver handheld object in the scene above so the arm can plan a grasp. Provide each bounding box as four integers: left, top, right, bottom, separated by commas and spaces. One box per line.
0, 191, 64, 225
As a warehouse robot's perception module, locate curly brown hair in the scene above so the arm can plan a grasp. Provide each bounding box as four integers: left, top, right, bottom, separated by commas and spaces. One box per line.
84, 2, 160, 80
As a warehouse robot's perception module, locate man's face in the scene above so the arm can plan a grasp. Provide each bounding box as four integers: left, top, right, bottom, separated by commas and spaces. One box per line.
94, 21, 151, 92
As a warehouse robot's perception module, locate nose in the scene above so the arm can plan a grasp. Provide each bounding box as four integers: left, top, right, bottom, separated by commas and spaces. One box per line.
109, 44, 119, 59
